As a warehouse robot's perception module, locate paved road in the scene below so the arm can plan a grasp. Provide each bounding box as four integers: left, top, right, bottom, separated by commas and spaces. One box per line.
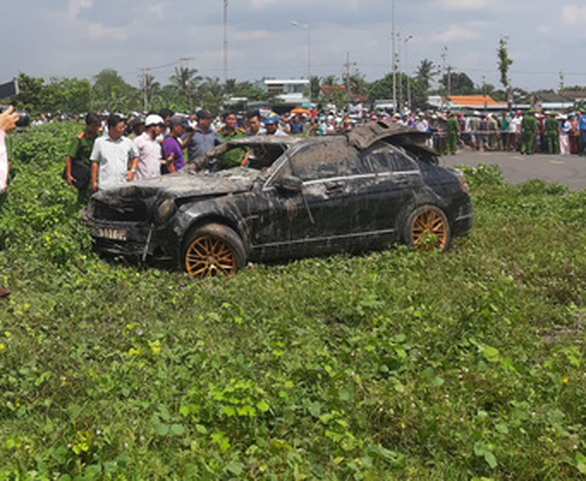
440, 150, 586, 192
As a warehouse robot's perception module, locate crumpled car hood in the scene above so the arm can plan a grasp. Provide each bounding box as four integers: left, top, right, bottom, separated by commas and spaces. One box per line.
96, 168, 259, 202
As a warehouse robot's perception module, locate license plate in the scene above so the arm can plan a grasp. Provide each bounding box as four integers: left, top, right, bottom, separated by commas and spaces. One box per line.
95, 228, 127, 241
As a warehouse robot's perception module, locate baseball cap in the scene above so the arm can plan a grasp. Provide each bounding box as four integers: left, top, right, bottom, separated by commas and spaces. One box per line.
145, 114, 164, 127
262, 112, 280, 125
169, 115, 186, 128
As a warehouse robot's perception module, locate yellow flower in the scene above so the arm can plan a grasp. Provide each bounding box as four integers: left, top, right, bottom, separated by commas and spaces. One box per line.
128, 347, 142, 357
0, 343, 5, 352
148, 340, 162, 355
562, 376, 569, 384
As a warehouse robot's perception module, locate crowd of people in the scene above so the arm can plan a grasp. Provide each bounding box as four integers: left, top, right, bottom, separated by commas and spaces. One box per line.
402, 109, 586, 157
51, 104, 586, 204
3, 102, 586, 297
63, 108, 294, 203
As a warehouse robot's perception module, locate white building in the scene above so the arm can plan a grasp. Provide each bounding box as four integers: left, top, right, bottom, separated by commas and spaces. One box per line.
260, 79, 310, 109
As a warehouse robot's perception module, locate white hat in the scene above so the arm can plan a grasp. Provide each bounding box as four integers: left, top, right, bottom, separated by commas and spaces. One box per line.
145, 114, 165, 127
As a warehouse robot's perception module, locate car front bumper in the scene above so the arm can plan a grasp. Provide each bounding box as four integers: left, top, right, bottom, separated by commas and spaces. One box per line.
81, 208, 179, 262
452, 197, 474, 237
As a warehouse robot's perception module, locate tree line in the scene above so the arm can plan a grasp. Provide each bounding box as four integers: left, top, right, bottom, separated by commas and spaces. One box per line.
11, 38, 548, 114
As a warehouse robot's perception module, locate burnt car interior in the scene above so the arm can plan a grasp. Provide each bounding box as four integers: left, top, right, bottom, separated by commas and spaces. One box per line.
246, 143, 289, 170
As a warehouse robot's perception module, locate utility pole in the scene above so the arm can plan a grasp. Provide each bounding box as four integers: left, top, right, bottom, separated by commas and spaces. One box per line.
441, 45, 448, 109
404, 35, 413, 110
291, 21, 312, 107
344, 52, 356, 113
391, 0, 396, 113
397, 33, 402, 111
447, 65, 452, 101
223, 0, 229, 84
180, 56, 196, 110
482, 75, 487, 111
138, 67, 151, 112
560, 70, 566, 110
306, 24, 311, 106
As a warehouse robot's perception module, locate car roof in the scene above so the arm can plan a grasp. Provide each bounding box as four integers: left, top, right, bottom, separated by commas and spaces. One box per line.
224, 121, 430, 152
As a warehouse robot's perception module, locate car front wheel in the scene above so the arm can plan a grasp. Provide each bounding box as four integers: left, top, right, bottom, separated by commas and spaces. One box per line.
404, 205, 451, 252
183, 223, 246, 278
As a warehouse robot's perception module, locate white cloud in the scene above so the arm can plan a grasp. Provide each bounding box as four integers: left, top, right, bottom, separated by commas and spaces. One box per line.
233, 30, 271, 41
250, 0, 278, 10
144, 3, 167, 20
67, 0, 92, 21
432, 25, 481, 42
561, 5, 586, 25
438, 0, 489, 11
87, 23, 129, 41
537, 25, 553, 37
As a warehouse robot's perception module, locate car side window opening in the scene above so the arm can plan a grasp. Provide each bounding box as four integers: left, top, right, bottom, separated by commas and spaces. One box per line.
245, 144, 288, 170
361, 142, 419, 174
288, 140, 364, 181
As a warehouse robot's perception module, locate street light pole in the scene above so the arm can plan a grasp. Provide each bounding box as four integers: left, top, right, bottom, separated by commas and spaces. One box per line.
391, 0, 396, 113
404, 35, 413, 109
223, 0, 229, 84
291, 21, 312, 107
397, 33, 402, 110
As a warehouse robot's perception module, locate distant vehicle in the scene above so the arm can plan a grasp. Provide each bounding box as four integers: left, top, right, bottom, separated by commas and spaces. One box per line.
83, 122, 474, 278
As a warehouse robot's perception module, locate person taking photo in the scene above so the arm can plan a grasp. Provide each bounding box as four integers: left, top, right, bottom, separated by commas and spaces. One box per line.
0, 106, 20, 298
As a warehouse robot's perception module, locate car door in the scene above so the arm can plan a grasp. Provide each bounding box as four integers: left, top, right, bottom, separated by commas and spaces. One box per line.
344, 142, 423, 250
287, 140, 359, 254
249, 140, 360, 259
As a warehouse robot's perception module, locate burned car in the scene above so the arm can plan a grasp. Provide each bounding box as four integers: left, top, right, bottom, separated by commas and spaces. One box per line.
83, 121, 473, 278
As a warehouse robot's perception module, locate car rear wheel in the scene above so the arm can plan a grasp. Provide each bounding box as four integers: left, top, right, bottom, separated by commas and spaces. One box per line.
404, 205, 451, 252
183, 223, 246, 278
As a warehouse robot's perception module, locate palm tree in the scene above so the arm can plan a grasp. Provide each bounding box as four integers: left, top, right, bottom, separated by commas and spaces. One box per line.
322, 75, 338, 86
223, 78, 238, 95
139, 72, 161, 112
198, 77, 225, 112
415, 59, 436, 93
169, 66, 202, 111
310, 75, 321, 102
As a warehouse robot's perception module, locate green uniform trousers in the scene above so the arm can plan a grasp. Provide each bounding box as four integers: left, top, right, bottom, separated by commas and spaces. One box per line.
447, 132, 458, 154
522, 133, 535, 154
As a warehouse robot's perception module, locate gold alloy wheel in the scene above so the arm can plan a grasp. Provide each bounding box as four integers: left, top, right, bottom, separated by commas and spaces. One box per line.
410, 208, 449, 251
185, 235, 238, 278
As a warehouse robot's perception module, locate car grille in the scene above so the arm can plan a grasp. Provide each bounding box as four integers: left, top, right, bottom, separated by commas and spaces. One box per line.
91, 199, 151, 223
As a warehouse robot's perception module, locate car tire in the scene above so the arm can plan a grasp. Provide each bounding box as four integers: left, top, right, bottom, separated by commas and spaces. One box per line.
403, 205, 451, 252
183, 223, 246, 278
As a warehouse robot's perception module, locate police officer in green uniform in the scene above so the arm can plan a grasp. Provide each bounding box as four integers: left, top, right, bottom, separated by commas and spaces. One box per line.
64, 113, 100, 204
216, 112, 246, 170
545, 113, 560, 154
446, 112, 460, 155
521, 111, 538, 155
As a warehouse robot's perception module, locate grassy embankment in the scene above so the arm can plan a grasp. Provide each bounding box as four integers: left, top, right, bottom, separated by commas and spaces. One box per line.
0, 123, 584, 480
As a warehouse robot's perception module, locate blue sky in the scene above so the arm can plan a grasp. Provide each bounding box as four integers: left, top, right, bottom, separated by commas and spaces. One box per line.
3, 0, 586, 91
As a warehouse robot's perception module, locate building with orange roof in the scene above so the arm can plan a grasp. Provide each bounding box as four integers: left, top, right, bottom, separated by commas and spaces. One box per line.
448, 95, 507, 110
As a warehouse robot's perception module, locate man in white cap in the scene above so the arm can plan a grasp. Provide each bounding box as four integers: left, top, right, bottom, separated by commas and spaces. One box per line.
134, 114, 165, 179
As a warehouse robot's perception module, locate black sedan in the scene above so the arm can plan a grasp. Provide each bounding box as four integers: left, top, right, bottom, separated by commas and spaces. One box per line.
83, 121, 473, 278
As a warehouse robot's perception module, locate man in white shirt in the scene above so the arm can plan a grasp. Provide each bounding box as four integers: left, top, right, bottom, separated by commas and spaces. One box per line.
90, 114, 139, 191
134, 114, 165, 179
509, 112, 522, 152
0, 106, 18, 298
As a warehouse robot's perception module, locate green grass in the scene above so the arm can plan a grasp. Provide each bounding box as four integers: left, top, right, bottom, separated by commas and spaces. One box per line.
0, 124, 585, 480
